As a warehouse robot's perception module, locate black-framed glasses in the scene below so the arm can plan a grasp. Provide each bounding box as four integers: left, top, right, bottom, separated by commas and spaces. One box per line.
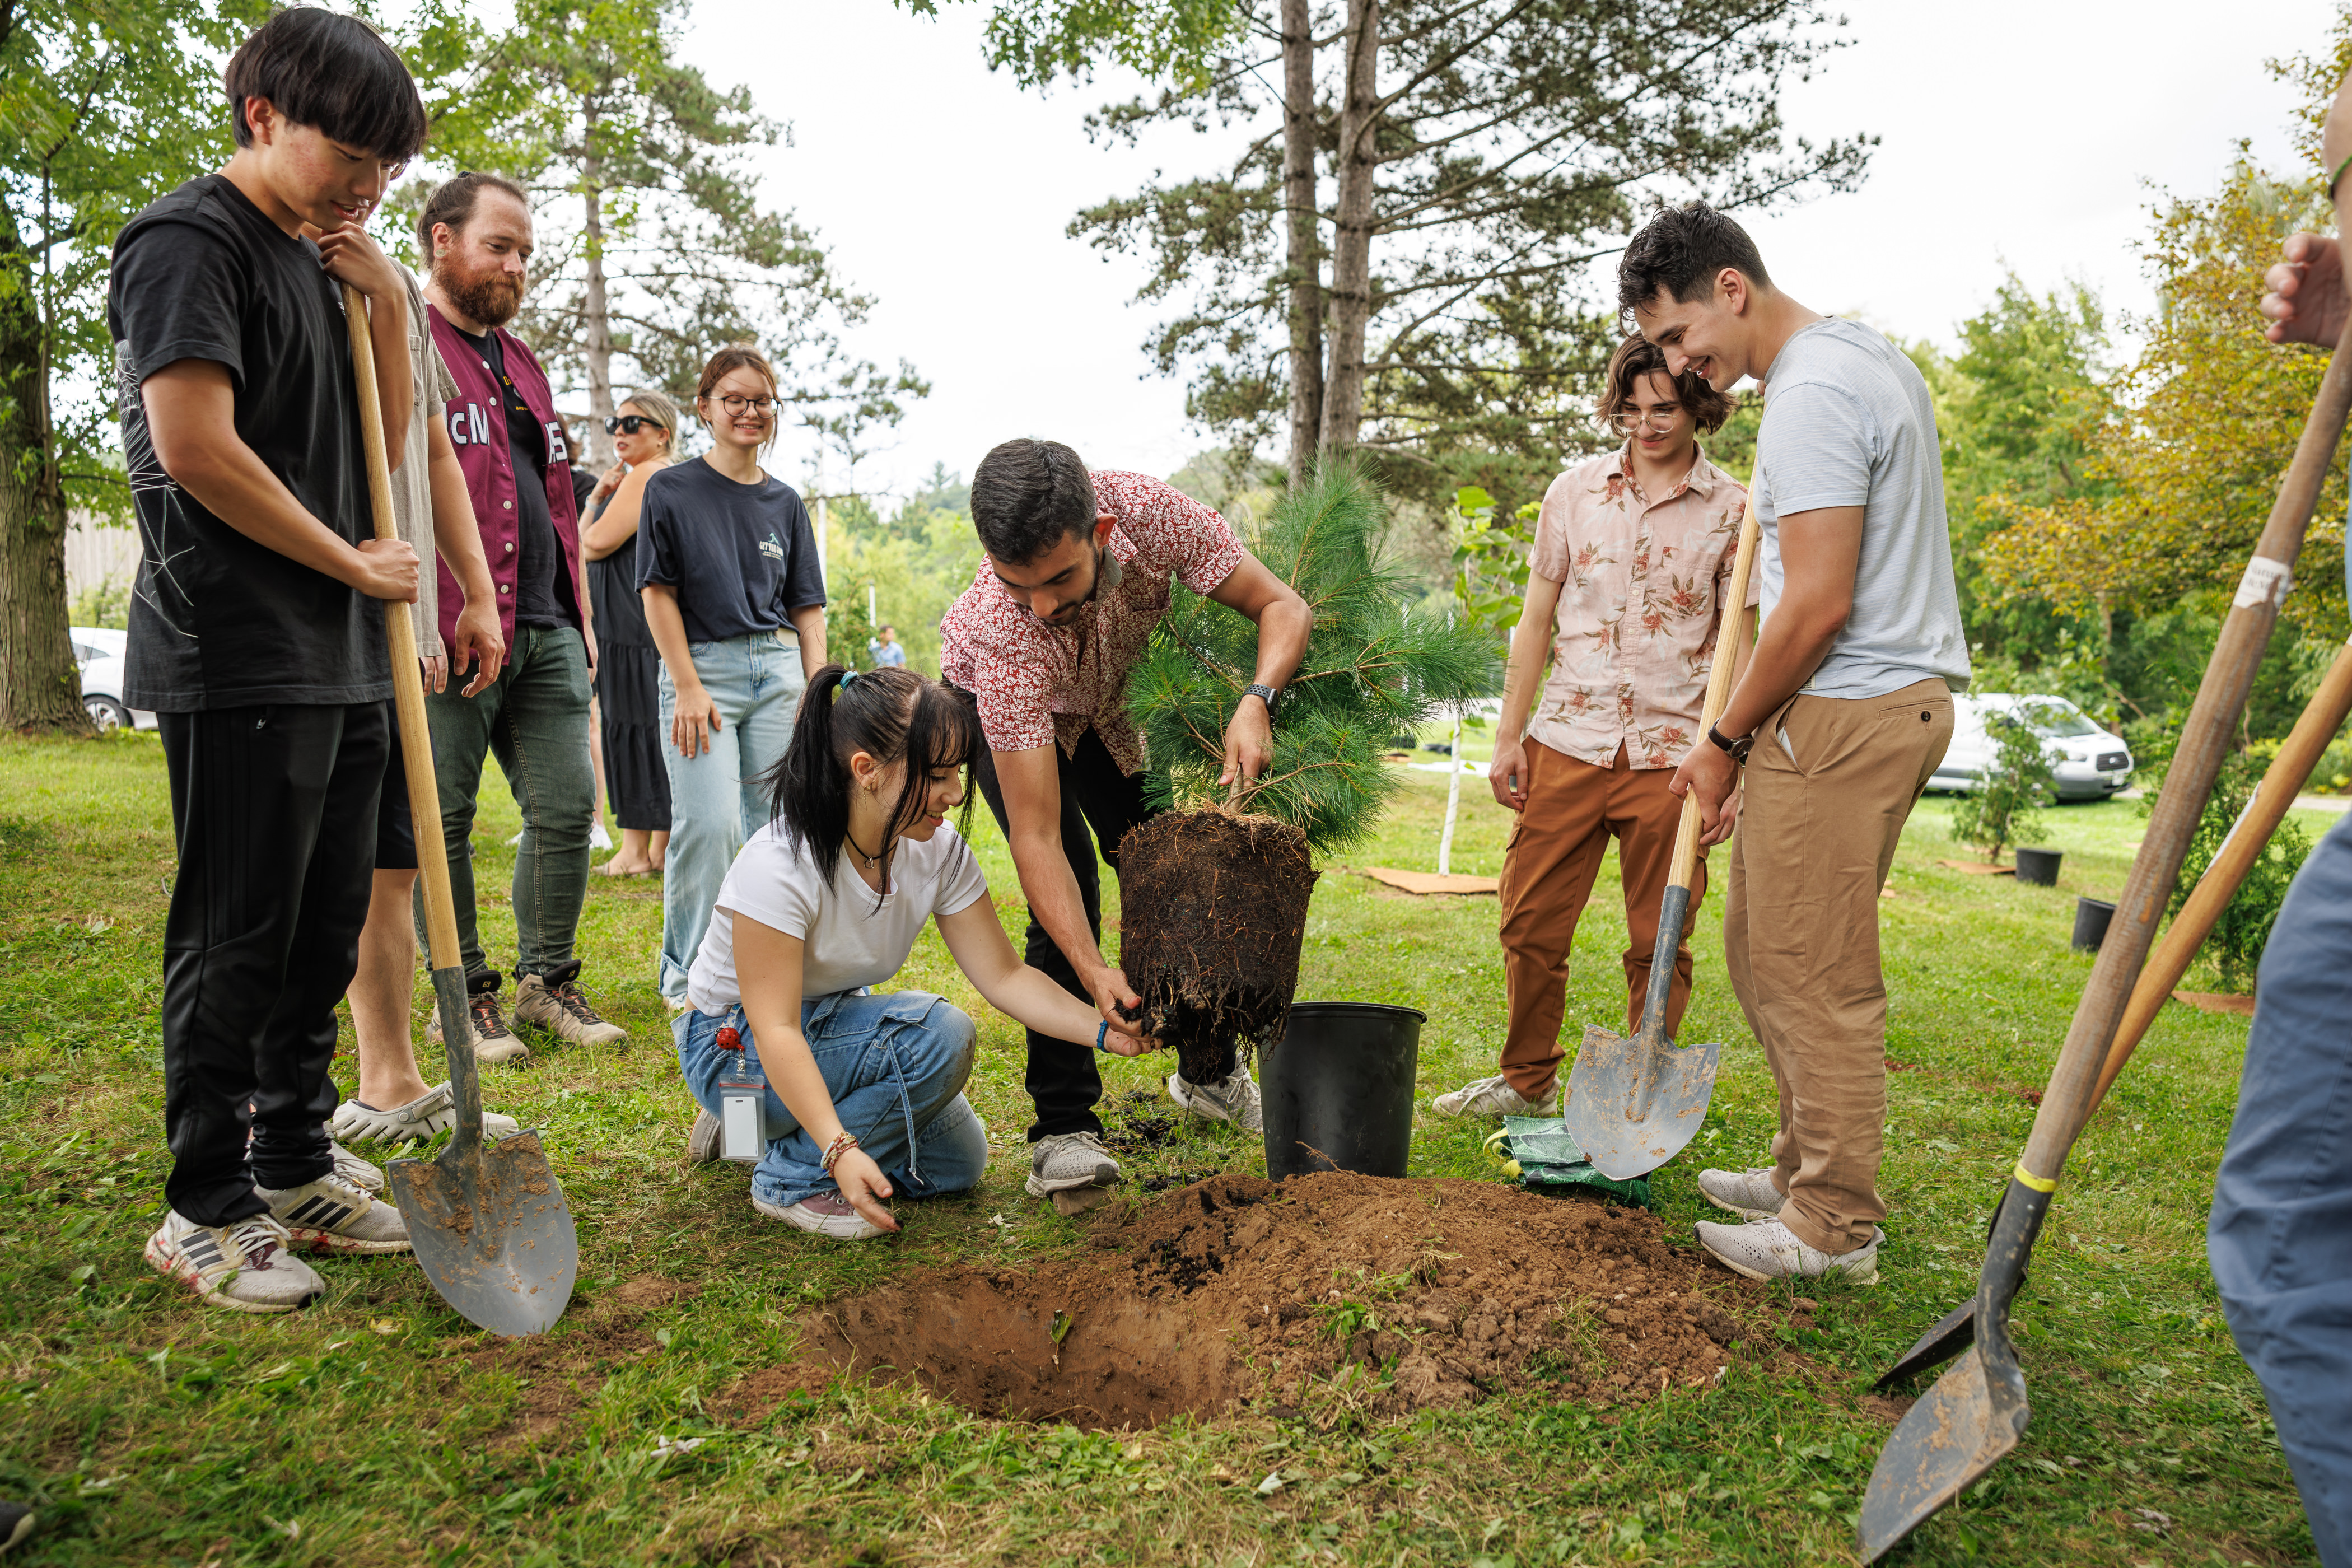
605, 414, 665, 435
715, 394, 777, 417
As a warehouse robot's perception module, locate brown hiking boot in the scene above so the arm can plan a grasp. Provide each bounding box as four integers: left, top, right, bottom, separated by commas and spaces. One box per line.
426, 978, 529, 1065
515, 963, 626, 1048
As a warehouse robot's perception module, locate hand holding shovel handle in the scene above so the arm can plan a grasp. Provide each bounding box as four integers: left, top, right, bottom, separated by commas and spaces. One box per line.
1859, 310, 2352, 1560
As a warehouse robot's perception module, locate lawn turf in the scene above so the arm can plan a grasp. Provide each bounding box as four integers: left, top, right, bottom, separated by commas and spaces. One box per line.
0, 729, 2321, 1566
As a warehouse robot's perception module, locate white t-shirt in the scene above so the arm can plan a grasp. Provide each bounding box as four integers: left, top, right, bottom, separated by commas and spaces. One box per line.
687, 822, 992, 1014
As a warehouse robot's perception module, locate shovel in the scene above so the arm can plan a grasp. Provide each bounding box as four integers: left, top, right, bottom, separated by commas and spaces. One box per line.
1856, 310, 2352, 1562
1871, 631, 2352, 1390
1562, 491, 1760, 1181
342, 283, 579, 1337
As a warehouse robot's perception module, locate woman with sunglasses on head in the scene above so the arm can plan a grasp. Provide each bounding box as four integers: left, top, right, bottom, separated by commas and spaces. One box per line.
679, 664, 1151, 1237
582, 389, 682, 878
639, 347, 828, 1007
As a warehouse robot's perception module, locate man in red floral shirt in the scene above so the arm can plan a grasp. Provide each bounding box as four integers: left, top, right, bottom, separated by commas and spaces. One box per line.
941, 439, 1312, 1206
1434, 334, 1757, 1122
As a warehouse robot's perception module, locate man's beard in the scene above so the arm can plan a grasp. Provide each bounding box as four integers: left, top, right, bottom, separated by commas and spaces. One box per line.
435, 262, 525, 329
1045, 541, 1120, 626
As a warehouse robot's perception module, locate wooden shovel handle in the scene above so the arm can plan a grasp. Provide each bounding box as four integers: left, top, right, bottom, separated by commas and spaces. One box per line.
344, 283, 464, 974
1666, 488, 1764, 892
2080, 633, 2352, 1125
2018, 309, 2352, 1182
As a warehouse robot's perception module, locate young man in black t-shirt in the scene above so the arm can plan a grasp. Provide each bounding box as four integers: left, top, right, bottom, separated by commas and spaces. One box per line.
111, 10, 429, 1313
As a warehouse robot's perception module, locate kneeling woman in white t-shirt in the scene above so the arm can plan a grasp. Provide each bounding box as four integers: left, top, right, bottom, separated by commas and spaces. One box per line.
678, 664, 1148, 1238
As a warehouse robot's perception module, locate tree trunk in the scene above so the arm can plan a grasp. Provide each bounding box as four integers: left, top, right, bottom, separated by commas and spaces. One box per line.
1280, 0, 1323, 488
581, 105, 616, 468
1318, 0, 1377, 454
0, 206, 91, 734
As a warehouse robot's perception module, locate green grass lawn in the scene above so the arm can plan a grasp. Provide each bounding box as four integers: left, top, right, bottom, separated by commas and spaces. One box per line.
0, 730, 2322, 1566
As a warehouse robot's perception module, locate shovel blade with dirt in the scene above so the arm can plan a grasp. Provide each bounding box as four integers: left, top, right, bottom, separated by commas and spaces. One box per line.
1561, 493, 1758, 1183
1857, 310, 2352, 1560
341, 283, 578, 1337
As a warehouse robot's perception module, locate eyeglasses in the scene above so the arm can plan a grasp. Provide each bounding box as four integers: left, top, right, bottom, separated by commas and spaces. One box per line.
712, 394, 777, 417
1613, 409, 1682, 435
605, 414, 665, 435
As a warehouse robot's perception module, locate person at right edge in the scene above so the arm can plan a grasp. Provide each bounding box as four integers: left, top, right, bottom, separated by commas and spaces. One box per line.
1626, 203, 1970, 1284
2216, 72, 2352, 1568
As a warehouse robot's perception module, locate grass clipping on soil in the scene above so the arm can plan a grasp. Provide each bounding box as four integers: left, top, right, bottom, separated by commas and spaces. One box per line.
799, 1173, 1794, 1430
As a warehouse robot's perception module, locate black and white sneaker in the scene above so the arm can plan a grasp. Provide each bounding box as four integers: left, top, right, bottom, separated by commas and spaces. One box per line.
145, 1211, 324, 1313
256, 1171, 411, 1254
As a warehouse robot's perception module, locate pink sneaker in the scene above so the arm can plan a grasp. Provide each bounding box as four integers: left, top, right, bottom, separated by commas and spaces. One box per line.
753, 1191, 885, 1240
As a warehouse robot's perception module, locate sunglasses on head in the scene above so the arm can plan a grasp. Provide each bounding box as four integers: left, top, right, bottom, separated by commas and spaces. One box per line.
605, 414, 665, 435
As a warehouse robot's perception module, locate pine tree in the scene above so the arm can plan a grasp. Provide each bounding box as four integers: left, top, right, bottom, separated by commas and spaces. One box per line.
1124, 460, 1499, 851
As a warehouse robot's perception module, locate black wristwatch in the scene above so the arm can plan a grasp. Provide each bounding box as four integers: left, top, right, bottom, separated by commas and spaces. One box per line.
1244, 683, 1282, 717
1707, 722, 1754, 763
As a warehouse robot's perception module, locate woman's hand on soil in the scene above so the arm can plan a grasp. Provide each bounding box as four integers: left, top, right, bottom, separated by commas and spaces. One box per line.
1090, 968, 1147, 1042
671, 687, 721, 758
2263, 233, 2348, 347
833, 1150, 898, 1233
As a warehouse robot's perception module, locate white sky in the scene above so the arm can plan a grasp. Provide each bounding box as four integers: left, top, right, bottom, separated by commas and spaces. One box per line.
661, 0, 2341, 503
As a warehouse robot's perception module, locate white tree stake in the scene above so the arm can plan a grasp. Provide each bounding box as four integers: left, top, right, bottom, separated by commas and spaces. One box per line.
1438, 710, 1463, 874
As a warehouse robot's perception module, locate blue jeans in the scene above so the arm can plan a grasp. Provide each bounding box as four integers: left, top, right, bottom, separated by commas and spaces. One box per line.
675, 990, 987, 1209
2210, 809, 2352, 1567
658, 631, 805, 1000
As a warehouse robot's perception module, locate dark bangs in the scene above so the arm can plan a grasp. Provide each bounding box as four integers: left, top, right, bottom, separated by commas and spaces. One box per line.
225, 8, 428, 162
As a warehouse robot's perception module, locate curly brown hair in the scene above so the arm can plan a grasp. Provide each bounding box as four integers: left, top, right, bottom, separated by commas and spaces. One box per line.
1592, 332, 1735, 436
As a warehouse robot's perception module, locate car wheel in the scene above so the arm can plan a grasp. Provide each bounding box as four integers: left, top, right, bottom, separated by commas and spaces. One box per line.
85, 696, 130, 733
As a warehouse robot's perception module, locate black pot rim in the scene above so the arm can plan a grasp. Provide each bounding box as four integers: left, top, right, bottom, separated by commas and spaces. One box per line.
1282, 1001, 1430, 1024
2016, 847, 2063, 862
2075, 895, 2117, 912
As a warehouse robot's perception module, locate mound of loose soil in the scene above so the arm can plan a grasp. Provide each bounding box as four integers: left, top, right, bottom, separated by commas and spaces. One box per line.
797, 1173, 1794, 1430
1118, 810, 1318, 1082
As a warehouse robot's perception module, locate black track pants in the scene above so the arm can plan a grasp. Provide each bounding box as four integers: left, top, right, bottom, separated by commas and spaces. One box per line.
158, 703, 385, 1225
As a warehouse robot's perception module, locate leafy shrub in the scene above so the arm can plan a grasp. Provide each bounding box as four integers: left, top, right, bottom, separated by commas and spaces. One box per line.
1949, 703, 2058, 861
2140, 736, 2313, 991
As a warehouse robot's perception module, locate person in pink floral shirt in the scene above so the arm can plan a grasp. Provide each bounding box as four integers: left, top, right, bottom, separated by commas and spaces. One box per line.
940, 440, 1312, 1206
1434, 334, 1756, 1122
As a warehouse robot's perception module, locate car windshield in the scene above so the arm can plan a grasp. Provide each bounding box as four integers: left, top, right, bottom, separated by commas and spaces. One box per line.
2020, 704, 2098, 738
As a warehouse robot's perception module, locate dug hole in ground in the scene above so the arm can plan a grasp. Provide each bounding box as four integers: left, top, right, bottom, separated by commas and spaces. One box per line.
722, 1172, 1837, 1432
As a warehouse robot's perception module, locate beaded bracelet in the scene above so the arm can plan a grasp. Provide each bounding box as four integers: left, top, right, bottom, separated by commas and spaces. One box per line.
820, 1131, 860, 1174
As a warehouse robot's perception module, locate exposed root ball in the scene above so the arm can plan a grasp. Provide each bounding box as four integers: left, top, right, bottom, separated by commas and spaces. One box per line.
1118, 811, 1317, 1082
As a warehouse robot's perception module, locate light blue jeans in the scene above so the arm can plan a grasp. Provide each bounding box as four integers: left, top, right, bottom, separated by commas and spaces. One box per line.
675, 990, 988, 1210
658, 631, 806, 1001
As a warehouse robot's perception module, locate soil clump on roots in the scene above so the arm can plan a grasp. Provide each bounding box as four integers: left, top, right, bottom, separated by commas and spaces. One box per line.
1117, 810, 1317, 1083
798, 1172, 1793, 1430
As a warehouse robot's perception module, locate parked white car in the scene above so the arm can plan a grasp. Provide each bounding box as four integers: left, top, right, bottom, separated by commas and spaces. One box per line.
1926, 693, 2132, 801
72, 626, 157, 732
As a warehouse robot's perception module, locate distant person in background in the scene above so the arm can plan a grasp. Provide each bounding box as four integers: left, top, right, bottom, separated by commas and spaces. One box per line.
420, 171, 626, 1060
869, 623, 907, 668
583, 389, 680, 878
640, 346, 828, 1007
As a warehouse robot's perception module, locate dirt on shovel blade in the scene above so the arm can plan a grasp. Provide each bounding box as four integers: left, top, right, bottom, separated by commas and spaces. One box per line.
794, 1172, 1810, 1430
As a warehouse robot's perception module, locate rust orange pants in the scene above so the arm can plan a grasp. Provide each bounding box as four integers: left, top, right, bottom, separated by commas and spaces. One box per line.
1496, 740, 1705, 1102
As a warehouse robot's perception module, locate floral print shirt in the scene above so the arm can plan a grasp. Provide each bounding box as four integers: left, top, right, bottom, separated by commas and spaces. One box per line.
939, 471, 1246, 773
1523, 446, 1754, 770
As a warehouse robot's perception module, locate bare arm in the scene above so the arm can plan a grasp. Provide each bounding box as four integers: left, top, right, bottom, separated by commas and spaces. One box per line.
426, 414, 505, 697
142, 359, 416, 601
791, 601, 827, 677
935, 896, 1154, 1055
732, 916, 898, 1233
1203, 552, 1314, 786
311, 223, 411, 473
643, 582, 719, 758
1487, 571, 1565, 810
580, 462, 656, 561
992, 743, 1145, 1037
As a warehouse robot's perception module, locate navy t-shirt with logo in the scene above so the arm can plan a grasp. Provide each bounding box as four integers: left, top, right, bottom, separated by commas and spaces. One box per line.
636, 456, 825, 643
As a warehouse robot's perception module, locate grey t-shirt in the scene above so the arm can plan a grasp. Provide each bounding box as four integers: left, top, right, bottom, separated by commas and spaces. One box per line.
1753, 318, 1971, 699
389, 265, 458, 658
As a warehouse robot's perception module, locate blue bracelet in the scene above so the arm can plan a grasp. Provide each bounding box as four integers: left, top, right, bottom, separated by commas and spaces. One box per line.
1095, 1020, 1110, 1052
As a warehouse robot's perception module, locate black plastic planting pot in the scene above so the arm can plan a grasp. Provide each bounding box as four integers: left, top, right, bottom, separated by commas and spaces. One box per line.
1261, 1001, 1426, 1179
2014, 847, 2062, 886
2073, 896, 2116, 953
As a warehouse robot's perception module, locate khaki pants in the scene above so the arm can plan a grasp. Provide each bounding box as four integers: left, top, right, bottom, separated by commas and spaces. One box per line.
1496, 741, 1705, 1101
1724, 677, 1954, 1254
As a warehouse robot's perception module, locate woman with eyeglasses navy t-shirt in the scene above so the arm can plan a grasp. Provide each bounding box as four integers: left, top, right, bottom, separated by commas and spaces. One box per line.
637, 346, 828, 1007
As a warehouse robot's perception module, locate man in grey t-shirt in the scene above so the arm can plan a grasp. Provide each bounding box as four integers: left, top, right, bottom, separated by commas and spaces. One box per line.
1621, 202, 1967, 1284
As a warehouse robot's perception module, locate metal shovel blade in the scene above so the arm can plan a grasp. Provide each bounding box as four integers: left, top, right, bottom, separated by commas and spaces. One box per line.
1858, 1177, 2048, 1560
1562, 1021, 1721, 1182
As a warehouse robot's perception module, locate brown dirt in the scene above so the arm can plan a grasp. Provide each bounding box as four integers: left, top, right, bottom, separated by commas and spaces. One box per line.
1118, 810, 1319, 1082
794, 1172, 1795, 1430
430, 1274, 685, 1443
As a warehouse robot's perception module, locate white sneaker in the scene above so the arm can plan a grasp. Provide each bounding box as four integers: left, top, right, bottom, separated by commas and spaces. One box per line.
1696, 1166, 1787, 1222
256, 1170, 412, 1254
1168, 1065, 1263, 1133
1695, 1217, 1879, 1282
753, 1191, 884, 1240
1024, 1130, 1120, 1198
687, 1109, 724, 1165
1431, 1073, 1558, 1119
329, 1084, 521, 1146
144, 1211, 324, 1314
330, 1141, 386, 1193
